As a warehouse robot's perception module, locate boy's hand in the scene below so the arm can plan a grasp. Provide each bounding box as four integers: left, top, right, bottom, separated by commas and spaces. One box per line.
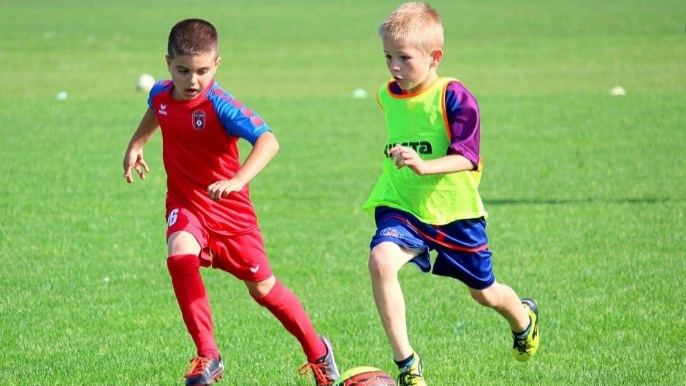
123, 148, 150, 183
389, 145, 428, 175
208, 177, 246, 201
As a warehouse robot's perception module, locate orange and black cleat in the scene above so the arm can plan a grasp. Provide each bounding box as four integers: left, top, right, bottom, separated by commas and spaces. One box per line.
185, 356, 224, 386
299, 336, 340, 386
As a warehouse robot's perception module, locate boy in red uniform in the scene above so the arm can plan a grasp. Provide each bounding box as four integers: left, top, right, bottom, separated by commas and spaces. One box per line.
122, 19, 338, 386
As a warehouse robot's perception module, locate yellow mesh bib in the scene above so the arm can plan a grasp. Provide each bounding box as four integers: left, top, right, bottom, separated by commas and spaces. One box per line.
362, 77, 487, 224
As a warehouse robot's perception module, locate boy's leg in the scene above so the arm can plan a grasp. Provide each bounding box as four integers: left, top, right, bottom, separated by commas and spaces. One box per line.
246, 276, 327, 362
468, 282, 529, 332
213, 228, 337, 384
368, 241, 420, 362
248, 277, 339, 385
166, 208, 224, 385
369, 242, 427, 386
167, 230, 219, 359
469, 284, 540, 361
368, 207, 432, 385
428, 215, 540, 361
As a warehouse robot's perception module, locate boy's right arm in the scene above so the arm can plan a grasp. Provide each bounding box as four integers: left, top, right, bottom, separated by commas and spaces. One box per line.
123, 108, 160, 183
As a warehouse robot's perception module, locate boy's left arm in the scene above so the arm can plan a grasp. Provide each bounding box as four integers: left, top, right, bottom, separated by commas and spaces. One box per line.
389, 146, 473, 176
207, 132, 279, 201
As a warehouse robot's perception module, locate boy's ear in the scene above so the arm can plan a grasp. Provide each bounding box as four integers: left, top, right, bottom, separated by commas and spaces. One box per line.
215, 56, 221, 67
165, 55, 172, 67
430, 49, 443, 67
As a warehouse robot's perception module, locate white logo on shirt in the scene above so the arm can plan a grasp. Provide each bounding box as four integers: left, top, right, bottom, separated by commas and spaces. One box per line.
249, 265, 260, 273
159, 104, 167, 116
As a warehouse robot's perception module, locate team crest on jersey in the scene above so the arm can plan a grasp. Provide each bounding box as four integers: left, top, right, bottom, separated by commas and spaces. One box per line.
192, 110, 206, 130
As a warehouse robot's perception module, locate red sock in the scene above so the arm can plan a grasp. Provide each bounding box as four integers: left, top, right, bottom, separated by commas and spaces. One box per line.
167, 254, 219, 359
253, 280, 326, 362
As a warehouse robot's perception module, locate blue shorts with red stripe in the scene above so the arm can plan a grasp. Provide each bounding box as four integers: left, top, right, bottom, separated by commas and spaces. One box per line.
370, 207, 495, 289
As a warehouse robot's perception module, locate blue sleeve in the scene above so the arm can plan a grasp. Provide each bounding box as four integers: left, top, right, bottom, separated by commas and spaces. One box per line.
209, 88, 271, 145
147, 80, 173, 108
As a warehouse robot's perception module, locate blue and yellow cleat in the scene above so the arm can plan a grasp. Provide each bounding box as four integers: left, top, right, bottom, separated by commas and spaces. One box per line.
397, 352, 426, 386
512, 298, 540, 362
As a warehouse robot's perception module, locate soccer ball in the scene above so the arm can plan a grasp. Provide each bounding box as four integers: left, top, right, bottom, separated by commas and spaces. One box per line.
333, 366, 396, 386
136, 73, 156, 93
609, 86, 626, 96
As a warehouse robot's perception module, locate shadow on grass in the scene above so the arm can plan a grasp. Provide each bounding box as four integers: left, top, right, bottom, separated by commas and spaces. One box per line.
485, 197, 679, 206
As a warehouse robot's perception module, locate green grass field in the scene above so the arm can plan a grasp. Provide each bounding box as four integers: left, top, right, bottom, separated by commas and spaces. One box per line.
1, 0, 685, 384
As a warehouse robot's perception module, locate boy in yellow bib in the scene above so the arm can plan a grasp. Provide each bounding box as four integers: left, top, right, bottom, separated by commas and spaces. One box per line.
363, 3, 540, 385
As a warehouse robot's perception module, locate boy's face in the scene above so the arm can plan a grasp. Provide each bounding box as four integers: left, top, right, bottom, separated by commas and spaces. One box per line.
382, 35, 442, 94
166, 51, 220, 100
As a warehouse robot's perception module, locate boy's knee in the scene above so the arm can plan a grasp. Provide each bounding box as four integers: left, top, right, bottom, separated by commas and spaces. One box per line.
368, 243, 400, 280
167, 231, 201, 256
245, 276, 276, 299
250, 277, 282, 307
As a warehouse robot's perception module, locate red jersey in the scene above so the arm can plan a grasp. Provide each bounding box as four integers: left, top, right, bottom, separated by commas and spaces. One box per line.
148, 79, 270, 235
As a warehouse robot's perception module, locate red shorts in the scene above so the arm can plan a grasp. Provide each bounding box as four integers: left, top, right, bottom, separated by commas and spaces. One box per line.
165, 207, 273, 282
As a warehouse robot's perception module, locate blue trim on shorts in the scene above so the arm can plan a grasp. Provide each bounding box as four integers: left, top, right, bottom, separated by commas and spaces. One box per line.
370, 207, 495, 289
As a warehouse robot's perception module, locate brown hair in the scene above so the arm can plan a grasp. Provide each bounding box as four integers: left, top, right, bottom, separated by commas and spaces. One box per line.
167, 19, 218, 58
379, 2, 444, 53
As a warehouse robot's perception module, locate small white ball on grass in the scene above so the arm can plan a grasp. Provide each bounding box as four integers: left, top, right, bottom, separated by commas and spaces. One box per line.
56, 91, 68, 100
136, 73, 156, 93
610, 86, 626, 96
352, 88, 368, 99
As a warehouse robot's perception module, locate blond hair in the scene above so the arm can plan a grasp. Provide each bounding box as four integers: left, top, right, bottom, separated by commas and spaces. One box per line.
379, 2, 444, 52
